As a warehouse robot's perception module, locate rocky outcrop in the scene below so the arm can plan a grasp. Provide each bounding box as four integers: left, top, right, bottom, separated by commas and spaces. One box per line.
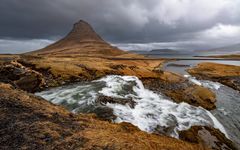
0, 83, 207, 150
0, 61, 46, 92
142, 72, 216, 110
96, 95, 136, 108
188, 62, 240, 91
179, 126, 238, 150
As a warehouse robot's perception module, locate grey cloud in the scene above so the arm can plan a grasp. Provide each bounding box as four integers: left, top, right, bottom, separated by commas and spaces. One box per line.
0, 39, 54, 54
0, 0, 240, 53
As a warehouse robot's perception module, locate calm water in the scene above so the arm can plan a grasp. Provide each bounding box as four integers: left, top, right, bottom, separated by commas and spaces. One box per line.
163, 60, 240, 75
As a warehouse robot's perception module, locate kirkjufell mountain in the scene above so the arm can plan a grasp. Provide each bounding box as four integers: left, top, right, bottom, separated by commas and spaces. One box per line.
28, 20, 127, 56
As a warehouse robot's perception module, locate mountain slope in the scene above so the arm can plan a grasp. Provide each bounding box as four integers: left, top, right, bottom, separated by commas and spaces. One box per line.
28, 20, 127, 57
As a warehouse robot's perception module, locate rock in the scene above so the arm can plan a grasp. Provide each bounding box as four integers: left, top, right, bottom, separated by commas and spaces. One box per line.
0, 61, 46, 92
91, 106, 117, 121
88, 95, 137, 121
142, 74, 216, 110
15, 74, 43, 93
179, 126, 238, 150
188, 62, 240, 91
96, 95, 136, 108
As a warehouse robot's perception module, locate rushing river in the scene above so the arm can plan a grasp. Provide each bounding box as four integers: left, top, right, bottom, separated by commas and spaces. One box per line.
36, 75, 227, 139
163, 60, 240, 148
35, 59, 240, 148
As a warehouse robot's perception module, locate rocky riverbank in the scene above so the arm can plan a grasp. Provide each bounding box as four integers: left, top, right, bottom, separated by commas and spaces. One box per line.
1, 83, 207, 150
188, 62, 240, 91
0, 54, 217, 110
1, 82, 237, 150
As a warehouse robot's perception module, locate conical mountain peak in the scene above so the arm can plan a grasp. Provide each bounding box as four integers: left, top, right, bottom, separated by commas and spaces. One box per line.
65, 20, 104, 42
28, 20, 126, 56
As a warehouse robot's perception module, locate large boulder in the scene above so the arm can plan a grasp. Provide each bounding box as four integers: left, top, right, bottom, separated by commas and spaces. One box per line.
0, 61, 46, 92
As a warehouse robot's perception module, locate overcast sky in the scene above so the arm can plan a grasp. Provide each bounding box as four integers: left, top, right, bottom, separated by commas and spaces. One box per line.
1, 0, 240, 53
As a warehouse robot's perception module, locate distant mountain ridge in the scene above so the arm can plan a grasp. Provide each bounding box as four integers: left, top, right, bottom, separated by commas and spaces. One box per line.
198, 43, 240, 54
131, 49, 185, 55
149, 49, 180, 54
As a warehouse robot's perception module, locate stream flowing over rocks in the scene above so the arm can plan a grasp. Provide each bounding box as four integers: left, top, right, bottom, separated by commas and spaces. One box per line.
36, 75, 227, 138
163, 60, 240, 148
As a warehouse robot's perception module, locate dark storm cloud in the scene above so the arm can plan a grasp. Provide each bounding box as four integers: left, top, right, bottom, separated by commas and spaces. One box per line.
0, 0, 240, 52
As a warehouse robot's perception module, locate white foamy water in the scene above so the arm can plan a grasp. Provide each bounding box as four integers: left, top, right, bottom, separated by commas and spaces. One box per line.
36, 75, 227, 138
184, 74, 221, 90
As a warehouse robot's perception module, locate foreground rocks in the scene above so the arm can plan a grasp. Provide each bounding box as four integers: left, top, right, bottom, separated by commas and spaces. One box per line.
0, 83, 208, 150
179, 126, 237, 150
0, 60, 46, 92
188, 62, 240, 91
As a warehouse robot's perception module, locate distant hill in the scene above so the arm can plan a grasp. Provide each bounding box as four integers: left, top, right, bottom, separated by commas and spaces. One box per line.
197, 43, 240, 55
27, 20, 129, 57
130, 50, 149, 54
130, 49, 181, 55
149, 49, 181, 54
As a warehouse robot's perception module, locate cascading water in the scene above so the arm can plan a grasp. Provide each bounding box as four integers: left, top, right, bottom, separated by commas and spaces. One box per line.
163, 60, 240, 148
36, 75, 227, 138
184, 74, 240, 147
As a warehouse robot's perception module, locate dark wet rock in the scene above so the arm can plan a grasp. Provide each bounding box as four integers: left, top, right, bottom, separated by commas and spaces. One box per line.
179, 126, 238, 150
91, 95, 136, 121
96, 95, 136, 108
154, 114, 178, 136
91, 106, 117, 121
216, 76, 240, 91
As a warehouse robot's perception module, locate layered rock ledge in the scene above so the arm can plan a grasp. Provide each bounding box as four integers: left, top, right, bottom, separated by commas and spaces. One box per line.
188, 62, 240, 91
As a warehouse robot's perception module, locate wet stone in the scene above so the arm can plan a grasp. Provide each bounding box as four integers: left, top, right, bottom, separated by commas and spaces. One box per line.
96, 95, 136, 108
